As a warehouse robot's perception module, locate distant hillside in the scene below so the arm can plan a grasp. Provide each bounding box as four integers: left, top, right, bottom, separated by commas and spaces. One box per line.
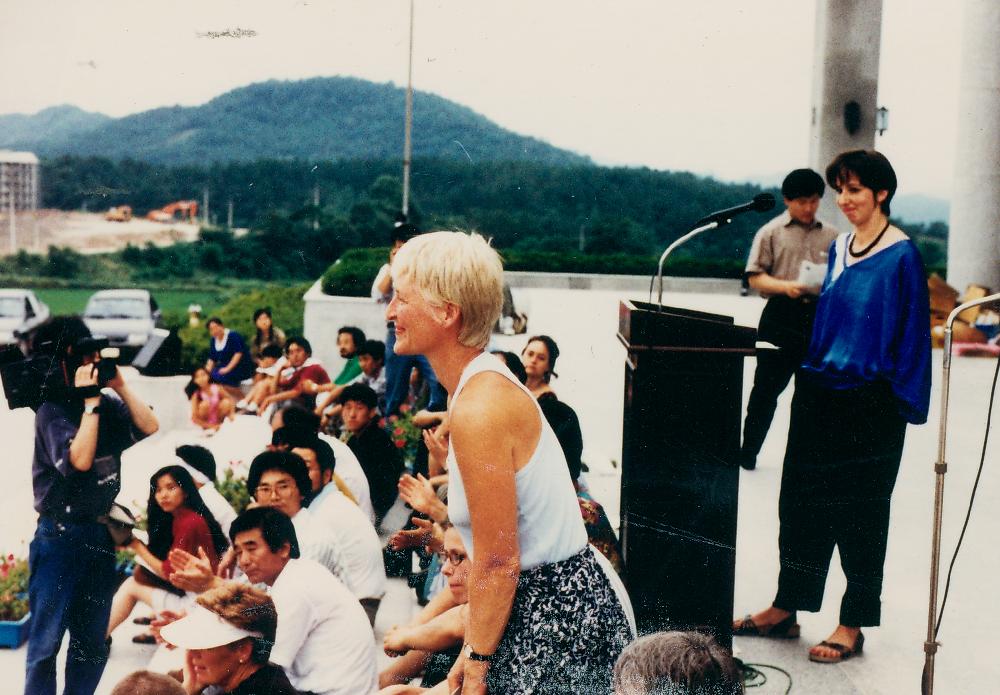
0, 105, 111, 149
892, 194, 949, 225
4, 77, 589, 167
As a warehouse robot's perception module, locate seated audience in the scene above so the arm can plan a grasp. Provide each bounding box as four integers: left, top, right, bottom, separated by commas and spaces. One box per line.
245, 450, 385, 617
169, 507, 379, 695
258, 336, 330, 414
281, 429, 388, 625
185, 367, 235, 432
110, 669, 186, 695
612, 631, 744, 695
273, 404, 376, 523
175, 444, 238, 538
379, 525, 470, 691
340, 383, 404, 524
106, 465, 228, 642
204, 317, 254, 398
160, 582, 297, 694
316, 338, 389, 421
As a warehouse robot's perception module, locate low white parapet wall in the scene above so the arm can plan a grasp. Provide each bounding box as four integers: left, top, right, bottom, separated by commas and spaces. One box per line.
302, 273, 743, 371
302, 280, 387, 379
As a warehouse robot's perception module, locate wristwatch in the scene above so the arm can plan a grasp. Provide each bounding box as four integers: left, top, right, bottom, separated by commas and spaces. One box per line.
84, 403, 101, 416
463, 643, 493, 662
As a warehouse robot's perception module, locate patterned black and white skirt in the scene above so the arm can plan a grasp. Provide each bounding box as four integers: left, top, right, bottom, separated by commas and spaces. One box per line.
486, 547, 631, 694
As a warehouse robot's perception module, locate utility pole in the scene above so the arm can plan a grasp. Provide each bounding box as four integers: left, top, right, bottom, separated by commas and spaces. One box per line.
203, 188, 210, 226
401, 0, 415, 218
313, 185, 320, 231
227, 199, 234, 229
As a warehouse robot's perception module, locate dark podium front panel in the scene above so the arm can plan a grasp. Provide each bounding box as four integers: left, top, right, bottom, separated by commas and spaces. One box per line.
618, 300, 754, 649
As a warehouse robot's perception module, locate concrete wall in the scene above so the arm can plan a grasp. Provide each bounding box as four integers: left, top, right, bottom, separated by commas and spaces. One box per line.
947, 0, 1000, 292
302, 273, 743, 372
302, 280, 387, 379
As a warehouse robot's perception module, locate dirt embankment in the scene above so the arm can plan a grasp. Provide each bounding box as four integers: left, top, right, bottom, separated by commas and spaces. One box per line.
0, 210, 200, 255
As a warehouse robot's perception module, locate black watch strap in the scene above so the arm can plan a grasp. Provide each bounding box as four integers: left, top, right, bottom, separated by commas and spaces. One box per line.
464, 644, 493, 662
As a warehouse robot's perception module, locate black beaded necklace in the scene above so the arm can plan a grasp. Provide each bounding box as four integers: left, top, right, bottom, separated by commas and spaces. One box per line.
848, 219, 891, 258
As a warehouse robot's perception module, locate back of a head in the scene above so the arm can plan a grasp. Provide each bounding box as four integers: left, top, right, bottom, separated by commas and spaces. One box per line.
175, 444, 217, 482
613, 631, 744, 695
492, 350, 527, 384
279, 403, 321, 434
110, 670, 186, 695
391, 222, 421, 245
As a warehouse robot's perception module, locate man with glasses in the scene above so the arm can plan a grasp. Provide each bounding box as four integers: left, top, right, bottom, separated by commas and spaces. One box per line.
245, 450, 386, 624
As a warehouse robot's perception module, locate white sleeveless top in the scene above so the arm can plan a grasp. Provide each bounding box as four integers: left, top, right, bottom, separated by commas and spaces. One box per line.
447, 352, 588, 570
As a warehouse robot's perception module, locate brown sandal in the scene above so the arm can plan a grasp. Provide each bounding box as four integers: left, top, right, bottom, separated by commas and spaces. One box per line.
809, 632, 864, 663
732, 613, 800, 638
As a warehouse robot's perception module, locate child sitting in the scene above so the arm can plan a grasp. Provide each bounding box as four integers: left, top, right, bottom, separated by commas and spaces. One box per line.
185, 367, 235, 431
237, 343, 285, 414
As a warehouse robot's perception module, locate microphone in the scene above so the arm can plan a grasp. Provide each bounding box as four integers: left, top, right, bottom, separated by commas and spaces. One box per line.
694, 193, 776, 227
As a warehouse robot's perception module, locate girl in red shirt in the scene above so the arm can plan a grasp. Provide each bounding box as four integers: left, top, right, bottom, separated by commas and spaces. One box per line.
106, 465, 229, 640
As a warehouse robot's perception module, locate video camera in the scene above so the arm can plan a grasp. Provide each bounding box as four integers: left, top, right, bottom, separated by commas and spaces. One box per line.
0, 335, 120, 410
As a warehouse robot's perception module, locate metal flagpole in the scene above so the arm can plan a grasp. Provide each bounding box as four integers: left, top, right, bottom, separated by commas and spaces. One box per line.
401, 0, 414, 217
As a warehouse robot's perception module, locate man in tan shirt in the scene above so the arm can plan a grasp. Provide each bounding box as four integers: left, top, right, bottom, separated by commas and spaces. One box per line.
740, 169, 839, 470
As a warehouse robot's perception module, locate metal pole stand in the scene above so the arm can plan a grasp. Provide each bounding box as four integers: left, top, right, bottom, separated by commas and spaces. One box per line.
923, 292, 1000, 695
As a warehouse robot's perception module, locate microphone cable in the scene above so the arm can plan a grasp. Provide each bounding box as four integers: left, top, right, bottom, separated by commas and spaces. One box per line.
736, 659, 792, 694
932, 352, 1000, 639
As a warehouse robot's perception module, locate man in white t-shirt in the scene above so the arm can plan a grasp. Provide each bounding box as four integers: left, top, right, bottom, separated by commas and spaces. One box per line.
167, 507, 378, 695
281, 434, 386, 625
246, 450, 386, 623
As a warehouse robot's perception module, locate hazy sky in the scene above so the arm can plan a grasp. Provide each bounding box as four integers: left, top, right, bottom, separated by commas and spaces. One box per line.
0, 0, 963, 196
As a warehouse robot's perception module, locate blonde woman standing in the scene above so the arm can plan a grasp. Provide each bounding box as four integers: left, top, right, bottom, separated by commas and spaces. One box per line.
387, 231, 630, 694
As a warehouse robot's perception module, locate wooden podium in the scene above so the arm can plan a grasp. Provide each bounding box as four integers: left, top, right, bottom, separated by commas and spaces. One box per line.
617, 299, 755, 648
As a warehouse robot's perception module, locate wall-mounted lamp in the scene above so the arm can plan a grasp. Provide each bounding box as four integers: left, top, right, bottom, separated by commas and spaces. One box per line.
875, 106, 889, 136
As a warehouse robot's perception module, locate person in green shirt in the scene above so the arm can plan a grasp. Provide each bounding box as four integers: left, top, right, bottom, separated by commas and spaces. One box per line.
334, 326, 365, 385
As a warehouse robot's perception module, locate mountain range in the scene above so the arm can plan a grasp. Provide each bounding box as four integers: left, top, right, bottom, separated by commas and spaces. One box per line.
0, 76, 588, 167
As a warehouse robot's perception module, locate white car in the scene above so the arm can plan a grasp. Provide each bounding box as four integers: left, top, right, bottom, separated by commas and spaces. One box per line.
0, 289, 50, 346
82, 289, 162, 354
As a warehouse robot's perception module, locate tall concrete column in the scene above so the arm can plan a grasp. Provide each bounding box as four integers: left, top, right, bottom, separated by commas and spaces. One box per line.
947, 0, 1000, 292
808, 0, 884, 226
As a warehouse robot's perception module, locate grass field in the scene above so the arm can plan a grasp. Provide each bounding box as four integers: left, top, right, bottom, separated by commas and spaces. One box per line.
34, 287, 232, 319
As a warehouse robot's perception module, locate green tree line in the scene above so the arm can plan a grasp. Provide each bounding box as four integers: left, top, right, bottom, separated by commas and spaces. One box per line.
39, 155, 948, 280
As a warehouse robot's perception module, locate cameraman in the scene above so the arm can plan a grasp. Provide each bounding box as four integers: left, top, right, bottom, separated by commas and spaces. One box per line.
24, 317, 158, 695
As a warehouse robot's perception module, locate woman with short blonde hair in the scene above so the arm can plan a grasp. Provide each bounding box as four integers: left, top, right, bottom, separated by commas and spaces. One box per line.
389, 230, 631, 694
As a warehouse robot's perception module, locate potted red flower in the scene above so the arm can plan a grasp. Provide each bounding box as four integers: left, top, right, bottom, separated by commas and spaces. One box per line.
0, 553, 30, 648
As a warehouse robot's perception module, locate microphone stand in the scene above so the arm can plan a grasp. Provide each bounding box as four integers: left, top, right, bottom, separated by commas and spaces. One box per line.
923, 291, 1000, 695
656, 220, 722, 307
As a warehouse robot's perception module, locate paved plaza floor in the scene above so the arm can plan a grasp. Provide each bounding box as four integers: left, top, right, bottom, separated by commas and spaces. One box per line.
1, 286, 997, 694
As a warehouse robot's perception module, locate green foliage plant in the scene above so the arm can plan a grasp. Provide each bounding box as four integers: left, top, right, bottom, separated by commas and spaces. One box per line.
0, 554, 29, 621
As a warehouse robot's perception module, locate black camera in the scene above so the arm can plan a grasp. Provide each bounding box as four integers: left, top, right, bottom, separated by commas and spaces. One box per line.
0, 335, 119, 410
